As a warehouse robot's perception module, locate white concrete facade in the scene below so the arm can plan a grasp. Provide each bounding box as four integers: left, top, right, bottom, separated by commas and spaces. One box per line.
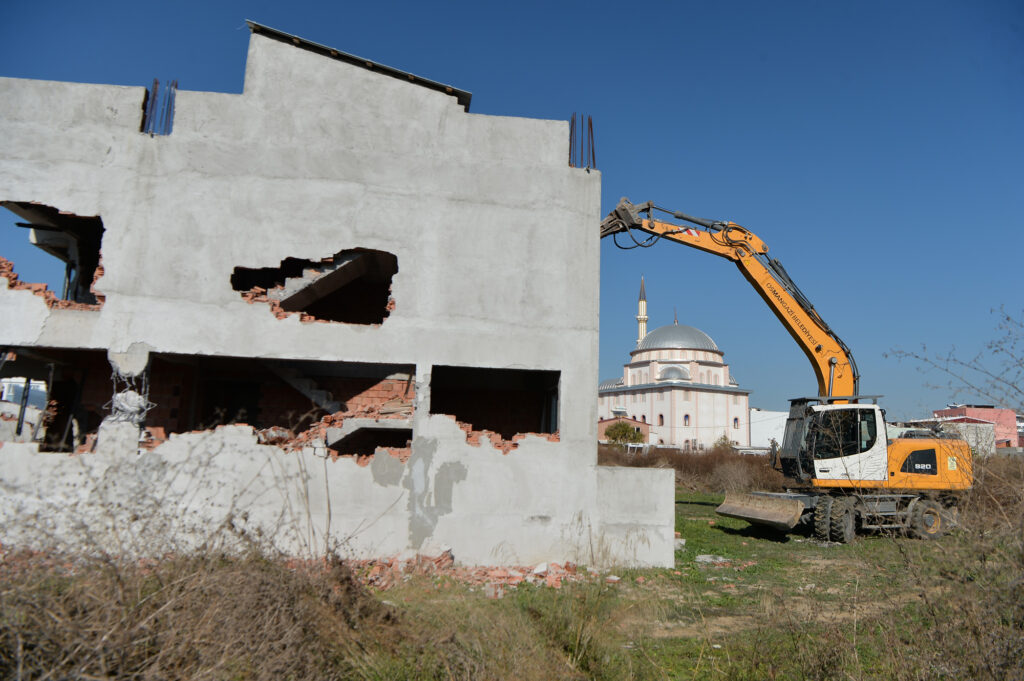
0, 26, 673, 566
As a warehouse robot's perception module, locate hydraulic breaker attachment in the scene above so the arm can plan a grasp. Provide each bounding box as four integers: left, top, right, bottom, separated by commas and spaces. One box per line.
716, 492, 805, 530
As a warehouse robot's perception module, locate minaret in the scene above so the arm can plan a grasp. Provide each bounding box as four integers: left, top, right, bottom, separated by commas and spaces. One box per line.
636, 276, 648, 344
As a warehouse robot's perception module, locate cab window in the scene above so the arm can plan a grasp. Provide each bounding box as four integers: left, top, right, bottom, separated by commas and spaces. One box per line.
810, 408, 878, 460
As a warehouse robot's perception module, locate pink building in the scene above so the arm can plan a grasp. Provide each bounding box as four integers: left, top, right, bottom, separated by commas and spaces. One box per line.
933, 405, 1019, 447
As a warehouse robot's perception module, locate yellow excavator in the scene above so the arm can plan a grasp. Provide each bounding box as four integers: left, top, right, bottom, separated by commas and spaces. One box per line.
600, 199, 972, 542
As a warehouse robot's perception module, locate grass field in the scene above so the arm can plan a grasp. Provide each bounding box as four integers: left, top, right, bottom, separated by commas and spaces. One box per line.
3, 454, 1022, 680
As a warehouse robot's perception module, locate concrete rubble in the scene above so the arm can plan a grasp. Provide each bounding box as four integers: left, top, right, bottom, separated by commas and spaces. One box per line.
0, 22, 674, 567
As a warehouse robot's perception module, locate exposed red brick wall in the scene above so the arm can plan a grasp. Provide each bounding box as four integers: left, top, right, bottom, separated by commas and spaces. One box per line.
321, 377, 414, 414
256, 381, 321, 428
146, 359, 199, 434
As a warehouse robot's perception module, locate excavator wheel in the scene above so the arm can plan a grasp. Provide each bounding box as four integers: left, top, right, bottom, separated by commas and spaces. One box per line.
829, 497, 857, 544
813, 495, 834, 542
910, 500, 946, 539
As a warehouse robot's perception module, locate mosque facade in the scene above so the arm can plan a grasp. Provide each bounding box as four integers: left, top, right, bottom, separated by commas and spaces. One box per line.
598, 278, 751, 449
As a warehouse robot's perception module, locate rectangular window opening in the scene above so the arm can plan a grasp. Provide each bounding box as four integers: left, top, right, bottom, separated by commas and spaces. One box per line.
429, 365, 559, 440
142, 355, 414, 456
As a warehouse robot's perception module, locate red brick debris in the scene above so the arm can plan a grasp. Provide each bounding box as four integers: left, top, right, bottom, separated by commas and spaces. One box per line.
451, 418, 560, 455
346, 551, 600, 595
0, 256, 105, 310
277, 397, 414, 464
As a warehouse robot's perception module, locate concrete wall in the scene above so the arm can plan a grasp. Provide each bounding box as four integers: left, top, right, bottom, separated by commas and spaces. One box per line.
0, 30, 673, 566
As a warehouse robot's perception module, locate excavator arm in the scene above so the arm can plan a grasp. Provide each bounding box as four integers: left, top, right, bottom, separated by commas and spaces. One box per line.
600, 198, 859, 399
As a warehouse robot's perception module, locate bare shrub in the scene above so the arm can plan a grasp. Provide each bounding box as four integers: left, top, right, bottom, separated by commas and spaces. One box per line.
598, 442, 786, 493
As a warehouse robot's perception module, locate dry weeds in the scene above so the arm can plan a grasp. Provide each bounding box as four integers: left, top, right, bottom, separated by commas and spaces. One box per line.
598, 442, 787, 493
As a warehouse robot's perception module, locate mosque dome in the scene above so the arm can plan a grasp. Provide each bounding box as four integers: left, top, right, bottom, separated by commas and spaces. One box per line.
636, 323, 719, 352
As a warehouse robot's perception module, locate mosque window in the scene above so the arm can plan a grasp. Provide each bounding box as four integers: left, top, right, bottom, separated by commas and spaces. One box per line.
658, 414, 664, 426
684, 414, 690, 426
733, 417, 739, 429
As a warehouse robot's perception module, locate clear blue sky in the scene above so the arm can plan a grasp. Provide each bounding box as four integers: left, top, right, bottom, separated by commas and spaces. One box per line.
2, 1, 1021, 419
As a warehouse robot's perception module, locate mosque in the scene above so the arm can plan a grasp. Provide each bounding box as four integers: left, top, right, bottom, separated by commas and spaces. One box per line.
598, 278, 751, 449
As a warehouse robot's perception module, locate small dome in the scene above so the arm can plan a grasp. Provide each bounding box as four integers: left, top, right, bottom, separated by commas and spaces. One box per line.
636, 323, 718, 352
657, 365, 690, 381
599, 377, 624, 390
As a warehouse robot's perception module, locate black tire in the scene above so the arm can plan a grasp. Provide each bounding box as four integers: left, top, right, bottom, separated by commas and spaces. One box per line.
814, 495, 834, 541
829, 497, 857, 544
911, 500, 946, 539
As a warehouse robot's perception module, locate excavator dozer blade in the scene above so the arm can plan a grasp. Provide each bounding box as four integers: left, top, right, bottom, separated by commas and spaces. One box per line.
715, 493, 805, 531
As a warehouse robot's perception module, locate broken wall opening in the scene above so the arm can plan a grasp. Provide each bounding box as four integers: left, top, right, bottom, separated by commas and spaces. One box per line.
429, 365, 559, 440
0, 348, 416, 459
0, 201, 105, 308
0, 347, 111, 451
231, 248, 398, 324
144, 356, 414, 459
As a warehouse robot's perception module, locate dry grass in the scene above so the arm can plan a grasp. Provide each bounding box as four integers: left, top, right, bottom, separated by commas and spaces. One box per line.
0, 549, 656, 680
0, 551, 394, 680
710, 453, 1024, 681
598, 442, 787, 493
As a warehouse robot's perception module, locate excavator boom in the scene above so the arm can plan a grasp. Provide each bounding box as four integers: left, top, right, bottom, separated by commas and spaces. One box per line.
600, 198, 859, 399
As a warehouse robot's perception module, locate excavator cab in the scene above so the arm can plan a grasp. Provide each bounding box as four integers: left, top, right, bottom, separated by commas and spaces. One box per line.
776, 397, 888, 483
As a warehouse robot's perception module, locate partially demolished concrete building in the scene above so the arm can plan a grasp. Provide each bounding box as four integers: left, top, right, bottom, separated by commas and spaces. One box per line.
0, 23, 674, 566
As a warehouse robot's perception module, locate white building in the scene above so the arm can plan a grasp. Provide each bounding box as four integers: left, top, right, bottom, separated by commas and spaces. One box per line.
749, 407, 787, 449
598, 279, 751, 449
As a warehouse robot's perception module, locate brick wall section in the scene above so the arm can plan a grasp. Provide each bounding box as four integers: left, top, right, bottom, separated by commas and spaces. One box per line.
256, 381, 320, 429
321, 377, 414, 415
146, 360, 198, 433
